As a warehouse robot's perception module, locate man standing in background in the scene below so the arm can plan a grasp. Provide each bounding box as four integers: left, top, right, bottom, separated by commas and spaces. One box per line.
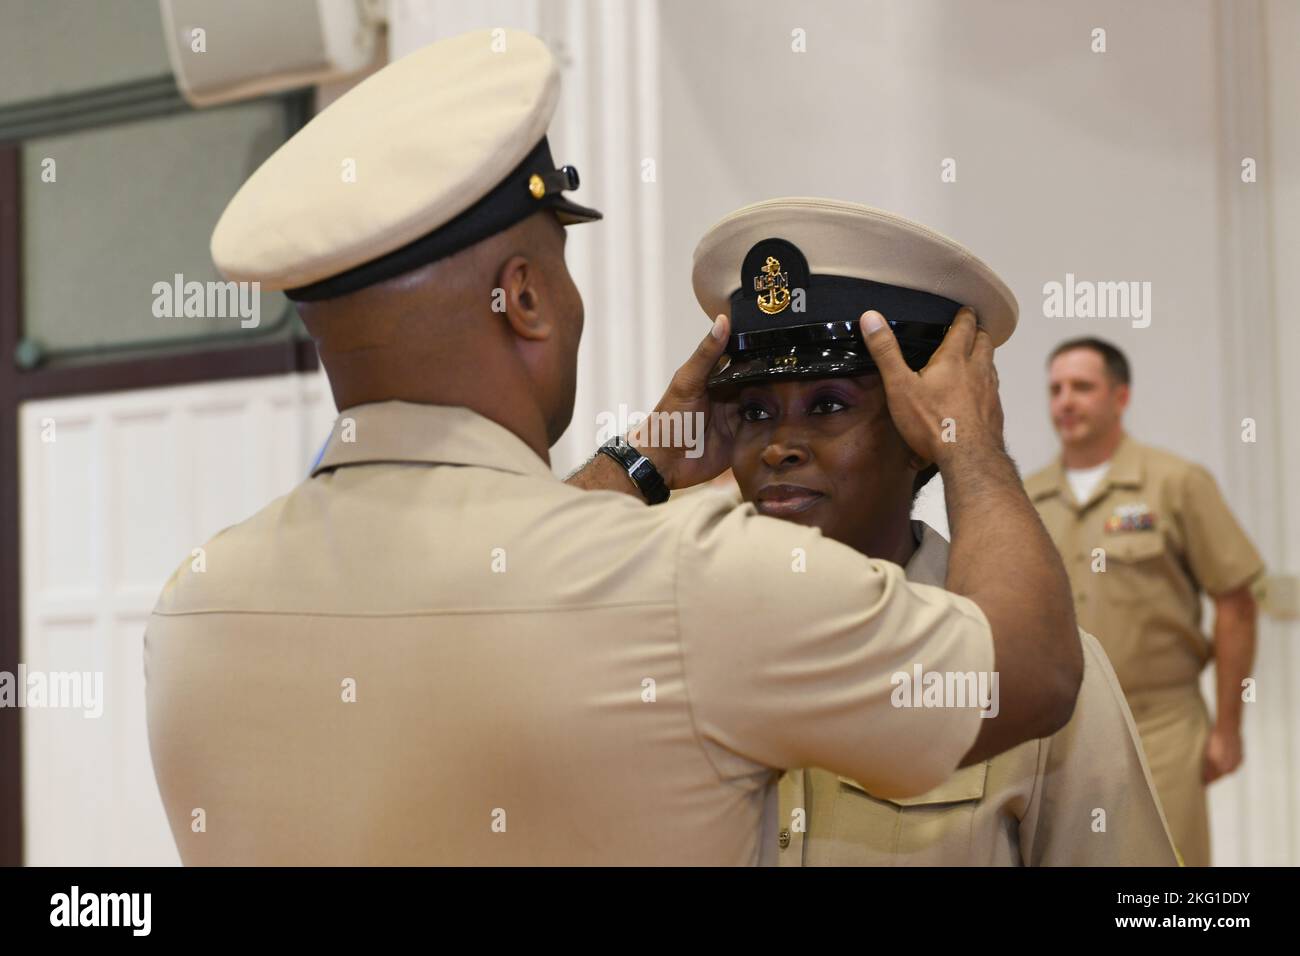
1026, 337, 1263, 866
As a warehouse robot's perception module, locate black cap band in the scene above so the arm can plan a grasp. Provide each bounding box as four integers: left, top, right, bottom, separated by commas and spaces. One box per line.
729, 273, 962, 341
286, 137, 601, 302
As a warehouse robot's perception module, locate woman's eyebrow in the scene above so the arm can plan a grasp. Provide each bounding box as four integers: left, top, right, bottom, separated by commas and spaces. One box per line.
810, 378, 867, 395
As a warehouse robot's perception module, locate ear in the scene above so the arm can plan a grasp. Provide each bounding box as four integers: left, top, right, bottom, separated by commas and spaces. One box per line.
495, 254, 554, 342
1115, 382, 1131, 412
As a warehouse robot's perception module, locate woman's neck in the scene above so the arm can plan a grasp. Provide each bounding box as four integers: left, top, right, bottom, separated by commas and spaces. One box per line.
860, 510, 919, 568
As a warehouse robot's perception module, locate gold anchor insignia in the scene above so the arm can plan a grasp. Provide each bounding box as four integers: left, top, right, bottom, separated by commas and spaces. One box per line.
754, 256, 791, 315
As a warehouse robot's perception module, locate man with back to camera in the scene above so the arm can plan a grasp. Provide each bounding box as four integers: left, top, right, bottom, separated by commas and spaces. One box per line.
144, 29, 1083, 865
1025, 337, 1262, 866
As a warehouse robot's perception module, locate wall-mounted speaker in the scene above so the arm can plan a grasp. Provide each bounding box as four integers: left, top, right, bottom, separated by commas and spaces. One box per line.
159, 0, 383, 107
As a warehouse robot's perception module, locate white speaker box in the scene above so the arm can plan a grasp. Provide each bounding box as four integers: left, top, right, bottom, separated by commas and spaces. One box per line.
159, 0, 383, 107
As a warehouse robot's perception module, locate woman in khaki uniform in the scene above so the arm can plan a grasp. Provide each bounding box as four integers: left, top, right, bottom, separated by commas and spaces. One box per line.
774, 523, 1176, 866
725, 384, 1177, 866
693, 199, 1179, 866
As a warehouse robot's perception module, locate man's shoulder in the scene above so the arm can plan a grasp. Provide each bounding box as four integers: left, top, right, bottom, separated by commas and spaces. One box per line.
1127, 437, 1197, 476
546, 476, 759, 550
150, 489, 299, 617
1124, 438, 1222, 507
149, 470, 766, 620
1023, 461, 1060, 500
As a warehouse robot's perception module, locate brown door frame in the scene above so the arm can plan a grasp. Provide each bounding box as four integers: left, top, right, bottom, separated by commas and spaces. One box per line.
1, 145, 22, 868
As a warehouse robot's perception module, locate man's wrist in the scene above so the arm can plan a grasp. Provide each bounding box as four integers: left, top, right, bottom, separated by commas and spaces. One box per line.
564, 450, 643, 498
933, 437, 1011, 476
598, 436, 671, 504
626, 433, 676, 489
1212, 717, 1242, 736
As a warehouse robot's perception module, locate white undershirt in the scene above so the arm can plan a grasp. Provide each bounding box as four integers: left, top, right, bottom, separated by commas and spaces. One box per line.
1066, 462, 1111, 504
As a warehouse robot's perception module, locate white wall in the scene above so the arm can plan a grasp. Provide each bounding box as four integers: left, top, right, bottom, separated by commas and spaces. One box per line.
1252, 0, 1300, 868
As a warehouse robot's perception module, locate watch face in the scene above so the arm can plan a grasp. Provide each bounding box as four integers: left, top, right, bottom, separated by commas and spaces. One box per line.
630, 459, 654, 482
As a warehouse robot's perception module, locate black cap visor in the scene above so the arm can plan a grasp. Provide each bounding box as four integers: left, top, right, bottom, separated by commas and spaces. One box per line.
551, 196, 603, 226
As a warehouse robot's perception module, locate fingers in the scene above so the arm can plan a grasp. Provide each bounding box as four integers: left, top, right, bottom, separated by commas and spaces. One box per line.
967, 309, 1001, 393
675, 313, 730, 393
860, 310, 911, 384
709, 312, 730, 344
936, 307, 978, 359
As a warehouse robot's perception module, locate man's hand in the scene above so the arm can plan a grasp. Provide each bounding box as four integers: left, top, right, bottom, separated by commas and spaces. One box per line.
1206, 585, 1255, 785
859, 307, 1004, 466
860, 306, 1083, 761
1203, 725, 1244, 784
628, 314, 735, 490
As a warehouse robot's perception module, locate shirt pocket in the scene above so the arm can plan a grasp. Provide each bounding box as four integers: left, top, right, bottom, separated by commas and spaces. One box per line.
1101, 532, 1168, 604
828, 762, 989, 865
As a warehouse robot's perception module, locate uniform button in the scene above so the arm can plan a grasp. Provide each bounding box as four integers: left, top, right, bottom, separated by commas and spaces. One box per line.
778, 828, 791, 849
1076, 593, 1088, 604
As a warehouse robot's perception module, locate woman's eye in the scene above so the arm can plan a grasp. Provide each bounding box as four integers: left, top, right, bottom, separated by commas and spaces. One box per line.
810, 398, 847, 414
739, 404, 770, 423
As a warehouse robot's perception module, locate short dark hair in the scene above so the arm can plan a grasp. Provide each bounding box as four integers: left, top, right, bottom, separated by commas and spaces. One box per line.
911, 463, 939, 501
1049, 337, 1130, 386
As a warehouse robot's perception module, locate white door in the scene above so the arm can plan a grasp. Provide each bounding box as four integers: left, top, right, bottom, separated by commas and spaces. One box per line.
19, 371, 336, 865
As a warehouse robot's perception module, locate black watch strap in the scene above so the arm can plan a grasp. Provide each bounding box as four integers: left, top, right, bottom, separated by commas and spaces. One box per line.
597, 436, 670, 505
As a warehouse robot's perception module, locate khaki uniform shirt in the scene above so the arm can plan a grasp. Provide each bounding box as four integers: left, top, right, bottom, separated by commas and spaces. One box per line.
145, 401, 995, 865
778, 523, 1177, 866
1024, 436, 1264, 697
1024, 435, 1263, 867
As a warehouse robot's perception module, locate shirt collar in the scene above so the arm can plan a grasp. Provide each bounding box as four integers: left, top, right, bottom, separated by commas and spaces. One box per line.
1027, 433, 1144, 507
904, 520, 950, 588
310, 401, 555, 480
1104, 434, 1144, 487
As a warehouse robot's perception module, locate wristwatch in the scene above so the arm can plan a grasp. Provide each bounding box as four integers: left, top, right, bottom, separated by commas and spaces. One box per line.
597, 436, 670, 505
